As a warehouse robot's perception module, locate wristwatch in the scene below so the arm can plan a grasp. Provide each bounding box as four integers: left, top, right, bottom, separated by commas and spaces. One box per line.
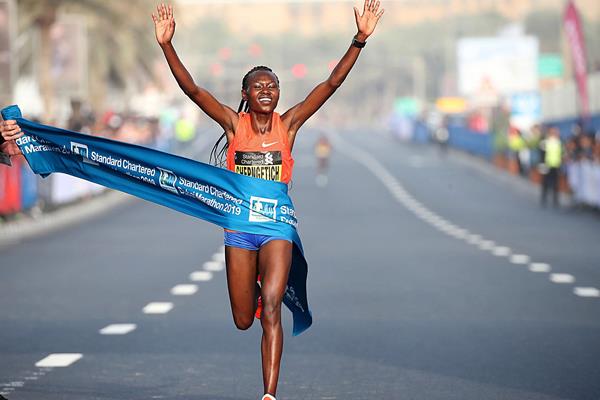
352, 35, 366, 48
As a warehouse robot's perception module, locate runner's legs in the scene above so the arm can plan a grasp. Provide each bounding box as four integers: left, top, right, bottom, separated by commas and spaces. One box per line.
257, 239, 293, 396
225, 246, 259, 330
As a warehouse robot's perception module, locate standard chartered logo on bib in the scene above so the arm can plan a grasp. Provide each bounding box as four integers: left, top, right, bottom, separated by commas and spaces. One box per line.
265, 152, 274, 165
249, 196, 278, 222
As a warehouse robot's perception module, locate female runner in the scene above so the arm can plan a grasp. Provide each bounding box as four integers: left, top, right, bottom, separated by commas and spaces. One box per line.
1, 2, 383, 399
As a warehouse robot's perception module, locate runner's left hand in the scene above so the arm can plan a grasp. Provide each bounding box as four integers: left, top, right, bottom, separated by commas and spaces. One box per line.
353, 0, 384, 41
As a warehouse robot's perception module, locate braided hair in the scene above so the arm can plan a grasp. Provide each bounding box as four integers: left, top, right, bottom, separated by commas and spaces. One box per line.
209, 66, 280, 167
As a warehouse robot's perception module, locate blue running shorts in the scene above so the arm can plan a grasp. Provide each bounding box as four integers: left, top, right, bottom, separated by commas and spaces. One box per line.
224, 230, 292, 251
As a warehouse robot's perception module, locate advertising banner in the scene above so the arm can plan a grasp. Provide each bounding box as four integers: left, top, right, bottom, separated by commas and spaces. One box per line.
563, 0, 589, 118
457, 36, 539, 98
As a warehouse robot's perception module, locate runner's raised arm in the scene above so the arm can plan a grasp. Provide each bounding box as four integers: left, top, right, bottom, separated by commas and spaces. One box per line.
282, 0, 384, 138
152, 4, 238, 133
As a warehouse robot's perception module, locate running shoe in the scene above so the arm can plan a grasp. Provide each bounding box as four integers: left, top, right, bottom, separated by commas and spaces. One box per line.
255, 295, 263, 319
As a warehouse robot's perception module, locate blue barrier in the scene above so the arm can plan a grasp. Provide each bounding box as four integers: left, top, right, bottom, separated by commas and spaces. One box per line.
447, 125, 494, 160
544, 114, 600, 140
412, 120, 431, 144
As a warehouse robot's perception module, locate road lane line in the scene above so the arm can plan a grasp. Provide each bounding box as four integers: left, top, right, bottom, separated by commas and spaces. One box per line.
99, 324, 137, 335
171, 284, 198, 296
478, 240, 495, 250
212, 252, 225, 263
550, 274, 575, 284
574, 287, 600, 297
529, 263, 551, 273
332, 133, 592, 302
190, 271, 213, 281
466, 234, 483, 245
142, 302, 173, 314
204, 260, 224, 271
35, 353, 82, 367
492, 246, 511, 257
510, 254, 530, 264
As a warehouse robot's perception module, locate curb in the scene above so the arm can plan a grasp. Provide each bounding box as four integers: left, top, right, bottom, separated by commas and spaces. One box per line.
0, 190, 134, 249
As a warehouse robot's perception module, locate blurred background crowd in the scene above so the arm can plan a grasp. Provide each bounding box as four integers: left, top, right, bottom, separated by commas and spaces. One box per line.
0, 0, 599, 218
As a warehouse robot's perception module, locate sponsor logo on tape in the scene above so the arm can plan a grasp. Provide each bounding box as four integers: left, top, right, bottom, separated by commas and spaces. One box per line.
158, 167, 179, 193
70, 142, 98, 165
249, 196, 278, 222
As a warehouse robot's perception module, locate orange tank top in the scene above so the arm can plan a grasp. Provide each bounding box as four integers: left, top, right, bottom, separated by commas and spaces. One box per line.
227, 112, 294, 184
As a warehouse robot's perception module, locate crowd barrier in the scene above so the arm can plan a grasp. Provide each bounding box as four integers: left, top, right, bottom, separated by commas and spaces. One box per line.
543, 114, 600, 140
0, 159, 22, 215
566, 161, 600, 207
447, 125, 494, 160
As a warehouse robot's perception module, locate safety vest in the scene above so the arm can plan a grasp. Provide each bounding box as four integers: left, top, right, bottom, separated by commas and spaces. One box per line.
545, 137, 562, 168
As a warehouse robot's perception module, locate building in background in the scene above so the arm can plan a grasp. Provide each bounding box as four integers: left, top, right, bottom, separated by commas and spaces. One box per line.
0, 0, 15, 106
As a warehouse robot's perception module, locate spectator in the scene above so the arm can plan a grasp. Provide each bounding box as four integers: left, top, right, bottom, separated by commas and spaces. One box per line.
508, 127, 527, 176
540, 127, 562, 208
579, 134, 594, 161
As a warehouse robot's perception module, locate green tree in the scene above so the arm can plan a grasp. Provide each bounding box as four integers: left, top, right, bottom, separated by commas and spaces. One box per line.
16, 0, 159, 120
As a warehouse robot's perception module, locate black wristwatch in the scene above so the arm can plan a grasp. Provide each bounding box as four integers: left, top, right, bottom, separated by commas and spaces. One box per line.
352, 35, 366, 48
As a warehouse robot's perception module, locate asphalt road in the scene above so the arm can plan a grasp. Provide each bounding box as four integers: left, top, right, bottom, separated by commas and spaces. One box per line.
1, 127, 600, 400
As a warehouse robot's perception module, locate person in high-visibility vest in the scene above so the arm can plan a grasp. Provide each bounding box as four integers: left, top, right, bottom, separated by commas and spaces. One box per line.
540, 127, 562, 207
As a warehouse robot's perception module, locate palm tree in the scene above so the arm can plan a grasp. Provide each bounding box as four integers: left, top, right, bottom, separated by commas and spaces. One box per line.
16, 0, 159, 120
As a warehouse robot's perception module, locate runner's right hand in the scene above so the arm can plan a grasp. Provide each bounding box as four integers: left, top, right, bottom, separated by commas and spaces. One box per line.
1, 120, 23, 142
1, 140, 22, 156
152, 3, 175, 46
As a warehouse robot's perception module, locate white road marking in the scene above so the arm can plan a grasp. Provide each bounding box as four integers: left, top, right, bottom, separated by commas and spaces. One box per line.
142, 302, 173, 314
212, 252, 225, 263
529, 263, 551, 273
332, 133, 588, 302
99, 324, 137, 335
478, 240, 495, 250
171, 284, 198, 296
6, 382, 23, 387
491, 246, 511, 257
35, 353, 82, 368
466, 234, 483, 245
550, 274, 575, 284
574, 287, 600, 297
204, 260, 224, 271
510, 254, 530, 264
189, 271, 213, 281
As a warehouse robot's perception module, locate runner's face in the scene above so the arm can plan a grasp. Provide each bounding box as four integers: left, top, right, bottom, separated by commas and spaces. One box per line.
243, 71, 280, 113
